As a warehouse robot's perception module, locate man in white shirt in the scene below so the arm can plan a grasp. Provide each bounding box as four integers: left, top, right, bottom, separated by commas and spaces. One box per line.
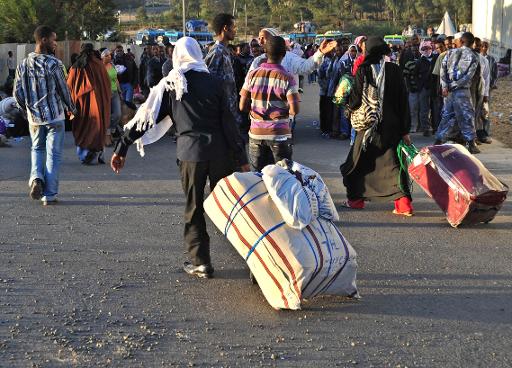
473, 37, 491, 144
249, 28, 337, 85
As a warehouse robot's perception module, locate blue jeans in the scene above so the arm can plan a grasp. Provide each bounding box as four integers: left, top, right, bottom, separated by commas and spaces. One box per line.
120, 83, 134, 103
408, 92, 420, 131
110, 93, 122, 132
29, 121, 65, 202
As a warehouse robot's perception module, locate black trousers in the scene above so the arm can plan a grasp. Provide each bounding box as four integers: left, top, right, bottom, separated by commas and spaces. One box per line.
178, 158, 235, 266
248, 138, 293, 172
319, 95, 332, 134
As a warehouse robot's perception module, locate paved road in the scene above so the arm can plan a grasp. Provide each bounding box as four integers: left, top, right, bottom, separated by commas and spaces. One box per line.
1, 85, 511, 367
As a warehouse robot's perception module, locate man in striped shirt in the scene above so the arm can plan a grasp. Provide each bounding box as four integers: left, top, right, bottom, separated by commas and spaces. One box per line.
239, 36, 300, 172
14, 25, 76, 205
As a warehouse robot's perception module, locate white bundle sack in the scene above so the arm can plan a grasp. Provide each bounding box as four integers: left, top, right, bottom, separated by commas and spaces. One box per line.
204, 171, 358, 310
261, 160, 339, 230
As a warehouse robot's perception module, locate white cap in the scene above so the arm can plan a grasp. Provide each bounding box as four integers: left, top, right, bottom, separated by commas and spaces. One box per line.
261, 28, 279, 37
454, 32, 464, 40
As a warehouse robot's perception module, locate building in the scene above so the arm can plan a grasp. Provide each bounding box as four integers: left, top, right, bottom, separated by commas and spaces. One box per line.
472, 0, 512, 59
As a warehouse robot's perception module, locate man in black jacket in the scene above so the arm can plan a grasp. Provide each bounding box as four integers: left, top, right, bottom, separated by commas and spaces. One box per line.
111, 37, 248, 279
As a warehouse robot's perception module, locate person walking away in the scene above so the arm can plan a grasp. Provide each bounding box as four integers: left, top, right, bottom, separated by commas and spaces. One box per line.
111, 37, 248, 278
435, 32, 480, 154
67, 44, 111, 164
204, 13, 242, 129
239, 36, 300, 172
318, 48, 333, 137
113, 45, 138, 103
341, 37, 413, 216
100, 48, 122, 147
415, 41, 437, 136
13, 25, 77, 205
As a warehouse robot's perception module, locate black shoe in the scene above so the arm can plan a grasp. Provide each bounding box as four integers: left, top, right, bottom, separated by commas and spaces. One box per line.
423, 129, 432, 137
467, 140, 481, 154
183, 262, 214, 279
434, 139, 443, 145
82, 151, 96, 165
97, 151, 105, 165
30, 178, 43, 200
478, 136, 492, 144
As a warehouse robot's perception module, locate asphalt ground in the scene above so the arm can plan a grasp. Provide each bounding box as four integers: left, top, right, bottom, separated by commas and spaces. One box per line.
1, 84, 511, 367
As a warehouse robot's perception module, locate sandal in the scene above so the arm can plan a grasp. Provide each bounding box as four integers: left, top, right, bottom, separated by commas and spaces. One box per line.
392, 209, 414, 217
341, 200, 364, 209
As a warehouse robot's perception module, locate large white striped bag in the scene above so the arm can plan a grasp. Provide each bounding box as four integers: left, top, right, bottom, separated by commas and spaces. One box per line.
204, 172, 359, 310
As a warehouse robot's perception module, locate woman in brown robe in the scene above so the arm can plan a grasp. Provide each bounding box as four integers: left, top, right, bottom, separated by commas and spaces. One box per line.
67, 43, 111, 164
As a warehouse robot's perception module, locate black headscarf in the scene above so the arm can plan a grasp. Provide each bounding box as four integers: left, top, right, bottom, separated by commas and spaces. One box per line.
362, 36, 390, 66
73, 43, 96, 69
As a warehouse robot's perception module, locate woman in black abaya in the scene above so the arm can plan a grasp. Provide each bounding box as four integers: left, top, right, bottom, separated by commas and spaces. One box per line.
340, 36, 414, 216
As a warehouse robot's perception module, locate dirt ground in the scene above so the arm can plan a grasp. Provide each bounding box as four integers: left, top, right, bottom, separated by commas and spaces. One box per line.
490, 75, 512, 148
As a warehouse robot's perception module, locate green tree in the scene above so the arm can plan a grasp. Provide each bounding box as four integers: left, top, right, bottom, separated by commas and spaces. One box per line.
0, 0, 116, 42
136, 6, 148, 23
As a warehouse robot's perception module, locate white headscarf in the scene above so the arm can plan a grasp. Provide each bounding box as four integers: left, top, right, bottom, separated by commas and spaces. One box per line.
167, 36, 209, 100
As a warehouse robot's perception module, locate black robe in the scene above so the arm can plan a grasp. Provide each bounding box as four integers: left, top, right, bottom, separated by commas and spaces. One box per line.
340, 62, 411, 202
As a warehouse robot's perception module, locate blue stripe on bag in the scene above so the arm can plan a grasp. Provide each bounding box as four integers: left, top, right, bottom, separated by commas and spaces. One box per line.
245, 222, 286, 261
224, 192, 267, 236
224, 178, 265, 236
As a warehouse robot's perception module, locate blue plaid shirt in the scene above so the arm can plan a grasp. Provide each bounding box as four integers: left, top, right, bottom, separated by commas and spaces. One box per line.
204, 42, 242, 126
14, 52, 76, 125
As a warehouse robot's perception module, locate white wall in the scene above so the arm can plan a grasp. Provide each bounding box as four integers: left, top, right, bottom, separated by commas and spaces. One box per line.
473, 0, 512, 59
0, 44, 18, 86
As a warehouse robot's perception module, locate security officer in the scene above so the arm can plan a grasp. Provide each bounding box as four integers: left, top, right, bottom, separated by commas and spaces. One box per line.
435, 32, 481, 154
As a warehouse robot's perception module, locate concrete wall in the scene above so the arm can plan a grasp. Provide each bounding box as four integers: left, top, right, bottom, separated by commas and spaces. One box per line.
0, 44, 18, 86
472, 0, 512, 59
0, 41, 146, 88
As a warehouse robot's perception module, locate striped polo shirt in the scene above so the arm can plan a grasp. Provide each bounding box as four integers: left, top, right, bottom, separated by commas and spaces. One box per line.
241, 63, 298, 140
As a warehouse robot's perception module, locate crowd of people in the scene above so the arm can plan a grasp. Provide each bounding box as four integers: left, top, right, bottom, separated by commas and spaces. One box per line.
7, 17, 505, 277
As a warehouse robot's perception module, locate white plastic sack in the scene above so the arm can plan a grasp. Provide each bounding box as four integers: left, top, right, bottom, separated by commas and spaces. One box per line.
261, 160, 339, 230
204, 172, 358, 310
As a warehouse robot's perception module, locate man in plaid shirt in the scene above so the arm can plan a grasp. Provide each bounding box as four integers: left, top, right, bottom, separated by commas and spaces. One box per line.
14, 25, 76, 205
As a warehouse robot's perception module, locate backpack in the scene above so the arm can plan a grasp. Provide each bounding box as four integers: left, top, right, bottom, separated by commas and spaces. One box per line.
332, 74, 354, 105
350, 64, 384, 132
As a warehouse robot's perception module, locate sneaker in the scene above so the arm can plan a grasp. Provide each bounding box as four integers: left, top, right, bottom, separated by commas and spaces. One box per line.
183, 262, 214, 279
42, 198, 58, 206
30, 179, 43, 200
